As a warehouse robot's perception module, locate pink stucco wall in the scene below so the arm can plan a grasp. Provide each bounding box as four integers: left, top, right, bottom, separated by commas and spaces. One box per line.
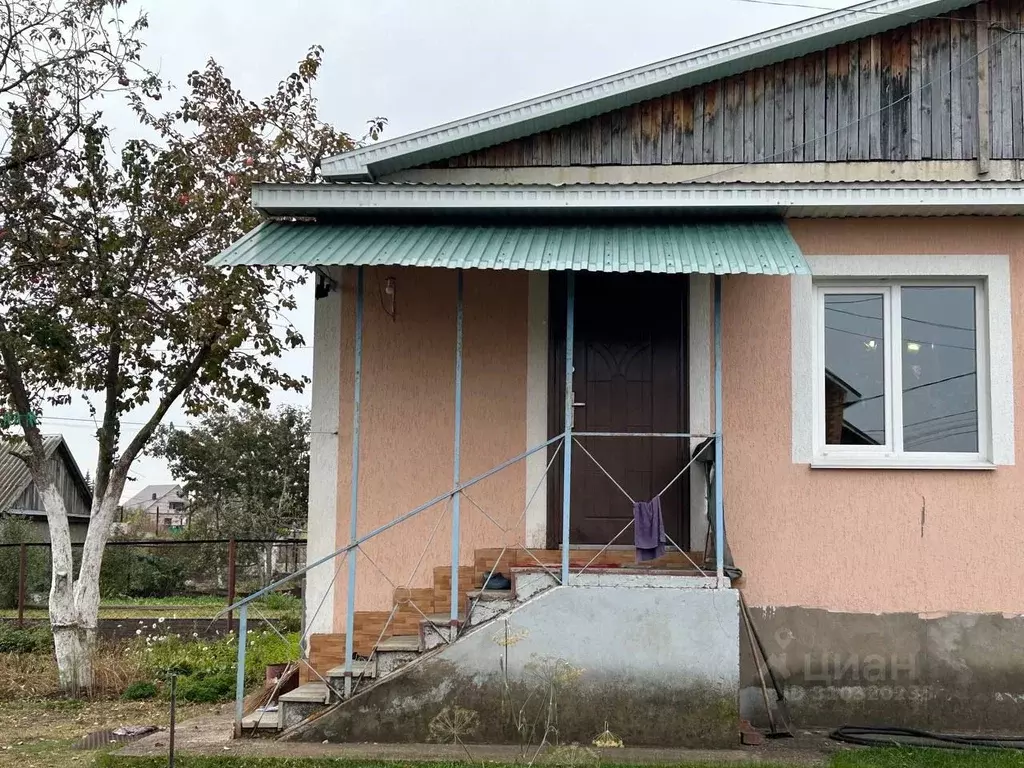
333, 267, 528, 621
729, 218, 1024, 615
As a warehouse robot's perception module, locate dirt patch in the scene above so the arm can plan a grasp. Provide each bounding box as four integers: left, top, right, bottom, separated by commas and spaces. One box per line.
0, 698, 218, 768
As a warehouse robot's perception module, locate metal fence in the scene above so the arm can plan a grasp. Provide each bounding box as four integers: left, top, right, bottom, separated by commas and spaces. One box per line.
0, 537, 306, 633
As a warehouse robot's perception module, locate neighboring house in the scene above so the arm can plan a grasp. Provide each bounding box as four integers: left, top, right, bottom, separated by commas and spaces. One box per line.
213, 0, 1024, 743
120, 483, 188, 534
0, 435, 92, 543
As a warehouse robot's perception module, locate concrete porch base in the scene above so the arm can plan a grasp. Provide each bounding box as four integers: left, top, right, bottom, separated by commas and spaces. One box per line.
741, 605, 1024, 733
286, 576, 741, 748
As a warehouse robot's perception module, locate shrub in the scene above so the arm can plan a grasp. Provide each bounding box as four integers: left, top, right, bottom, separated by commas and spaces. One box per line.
100, 546, 185, 598
175, 672, 234, 702
0, 519, 49, 609
121, 680, 158, 700
0, 624, 52, 653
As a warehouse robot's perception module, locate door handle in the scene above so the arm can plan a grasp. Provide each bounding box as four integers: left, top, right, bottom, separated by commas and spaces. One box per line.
571, 392, 585, 429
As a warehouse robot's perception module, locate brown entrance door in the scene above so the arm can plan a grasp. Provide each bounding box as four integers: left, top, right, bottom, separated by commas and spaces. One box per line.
549, 272, 688, 548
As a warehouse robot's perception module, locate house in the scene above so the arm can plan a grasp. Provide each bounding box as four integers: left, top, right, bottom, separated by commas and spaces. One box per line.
0, 435, 92, 543
120, 484, 188, 534
215, 0, 1024, 744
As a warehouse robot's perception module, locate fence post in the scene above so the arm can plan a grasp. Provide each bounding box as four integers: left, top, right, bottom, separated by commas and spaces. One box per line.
17, 543, 27, 628
227, 538, 237, 634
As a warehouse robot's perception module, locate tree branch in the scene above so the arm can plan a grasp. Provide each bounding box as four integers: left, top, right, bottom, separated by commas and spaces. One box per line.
115, 313, 230, 475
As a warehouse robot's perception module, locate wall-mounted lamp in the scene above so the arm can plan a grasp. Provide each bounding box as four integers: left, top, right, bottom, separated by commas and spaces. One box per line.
380, 275, 397, 321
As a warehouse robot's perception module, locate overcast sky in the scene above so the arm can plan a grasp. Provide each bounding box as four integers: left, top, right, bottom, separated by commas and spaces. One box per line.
44, 0, 859, 502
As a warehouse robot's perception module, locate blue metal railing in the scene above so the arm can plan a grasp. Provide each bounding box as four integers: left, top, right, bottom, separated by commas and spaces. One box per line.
228, 268, 729, 735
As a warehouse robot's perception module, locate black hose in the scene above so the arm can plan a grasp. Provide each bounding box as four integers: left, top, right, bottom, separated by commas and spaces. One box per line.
830, 725, 1024, 750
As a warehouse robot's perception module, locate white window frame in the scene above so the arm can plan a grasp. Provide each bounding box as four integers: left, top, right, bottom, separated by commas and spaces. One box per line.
792, 254, 1014, 470
813, 279, 988, 466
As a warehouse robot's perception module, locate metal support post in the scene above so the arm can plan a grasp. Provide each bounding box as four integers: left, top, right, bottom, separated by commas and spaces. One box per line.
714, 275, 725, 586
233, 604, 247, 738
561, 272, 575, 585
450, 269, 464, 627
226, 538, 236, 634
343, 267, 365, 697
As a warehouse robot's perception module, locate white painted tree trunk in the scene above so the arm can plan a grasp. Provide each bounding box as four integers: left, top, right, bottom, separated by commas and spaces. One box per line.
35, 461, 129, 694
37, 477, 90, 693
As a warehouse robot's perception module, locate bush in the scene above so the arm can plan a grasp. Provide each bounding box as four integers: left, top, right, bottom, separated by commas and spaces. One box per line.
0, 519, 49, 609
100, 546, 185, 598
121, 680, 158, 700
175, 672, 234, 702
0, 624, 52, 653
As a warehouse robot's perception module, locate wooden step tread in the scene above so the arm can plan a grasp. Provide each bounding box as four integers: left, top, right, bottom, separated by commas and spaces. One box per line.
375, 635, 421, 652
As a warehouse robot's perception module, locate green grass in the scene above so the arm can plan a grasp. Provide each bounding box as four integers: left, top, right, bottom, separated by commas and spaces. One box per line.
91, 749, 1024, 768
0, 593, 300, 620
833, 747, 1024, 768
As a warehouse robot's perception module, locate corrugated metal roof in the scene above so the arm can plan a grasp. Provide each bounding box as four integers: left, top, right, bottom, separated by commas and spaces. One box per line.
0, 435, 62, 510
322, 0, 976, 180
210, 221, 809, 275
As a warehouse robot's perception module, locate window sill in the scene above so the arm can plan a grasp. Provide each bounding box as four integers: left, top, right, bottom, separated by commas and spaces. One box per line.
811, 458, 996, 471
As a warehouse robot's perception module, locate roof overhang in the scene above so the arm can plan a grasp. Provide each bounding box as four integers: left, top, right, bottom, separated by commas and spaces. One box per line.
253, 181, 1024, 219
209, 220, 809, 275
321, 0, 977, 180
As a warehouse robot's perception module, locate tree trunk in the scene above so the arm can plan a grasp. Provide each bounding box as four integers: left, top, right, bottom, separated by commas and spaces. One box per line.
37, 479, 90, 694
38, 464, 128, 695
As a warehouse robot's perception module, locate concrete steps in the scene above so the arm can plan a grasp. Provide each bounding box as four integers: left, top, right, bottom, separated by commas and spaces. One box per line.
279, 548, 712, 732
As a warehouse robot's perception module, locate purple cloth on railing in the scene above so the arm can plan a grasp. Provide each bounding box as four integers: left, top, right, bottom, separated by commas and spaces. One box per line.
633, 497, 665, 562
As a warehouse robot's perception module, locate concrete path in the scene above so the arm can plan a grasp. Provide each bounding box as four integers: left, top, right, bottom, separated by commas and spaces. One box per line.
116, 712, 834, 765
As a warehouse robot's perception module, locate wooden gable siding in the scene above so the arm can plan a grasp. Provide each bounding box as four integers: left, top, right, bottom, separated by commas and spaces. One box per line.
11, 452, 90, 518
421, 2, 1024, 169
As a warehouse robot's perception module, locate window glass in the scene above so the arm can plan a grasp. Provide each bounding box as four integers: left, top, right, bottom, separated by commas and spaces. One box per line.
823, 294, 886, 446
901, 287, 978, 453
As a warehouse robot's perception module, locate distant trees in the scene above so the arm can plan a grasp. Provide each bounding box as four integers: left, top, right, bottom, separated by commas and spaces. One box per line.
154, 406, 310, 538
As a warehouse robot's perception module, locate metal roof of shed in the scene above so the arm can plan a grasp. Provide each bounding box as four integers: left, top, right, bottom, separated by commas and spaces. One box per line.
209, 220, 809, 275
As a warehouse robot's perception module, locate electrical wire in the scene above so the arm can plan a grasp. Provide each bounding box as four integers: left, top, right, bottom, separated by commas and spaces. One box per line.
724, 0, 1015, 25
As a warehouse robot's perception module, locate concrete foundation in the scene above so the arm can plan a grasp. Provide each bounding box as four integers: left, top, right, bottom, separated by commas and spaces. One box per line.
289, 582, 741, 747
741, 606, 1024, 732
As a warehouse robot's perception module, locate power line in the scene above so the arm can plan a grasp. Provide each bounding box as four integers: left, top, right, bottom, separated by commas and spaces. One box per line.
827, 305, 976, 334
723, 0, 1014, 25
824, 323, 976, 352
16, 414, 337, 437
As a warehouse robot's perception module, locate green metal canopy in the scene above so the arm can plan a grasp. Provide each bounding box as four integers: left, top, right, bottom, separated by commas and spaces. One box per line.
209, 220, 808, 275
